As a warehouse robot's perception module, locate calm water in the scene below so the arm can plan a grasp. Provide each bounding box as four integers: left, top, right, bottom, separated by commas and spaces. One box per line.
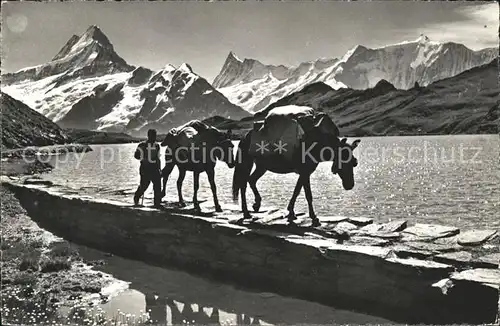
65, 244, 393, 325
22, 135, 497, 325
42, 135, 500, 230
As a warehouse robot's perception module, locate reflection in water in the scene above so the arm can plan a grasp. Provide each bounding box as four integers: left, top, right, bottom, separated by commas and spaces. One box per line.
76, 245, 392, 325
146, 294, 226, 325
125, 292, 263, 325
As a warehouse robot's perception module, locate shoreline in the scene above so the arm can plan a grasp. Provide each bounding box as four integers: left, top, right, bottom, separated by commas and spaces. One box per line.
1, 143, 93, 159
0, 152, 135, 325
0, 159, 395, 326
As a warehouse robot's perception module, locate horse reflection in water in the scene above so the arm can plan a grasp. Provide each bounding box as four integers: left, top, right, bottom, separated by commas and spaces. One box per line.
146, 293, 261, 325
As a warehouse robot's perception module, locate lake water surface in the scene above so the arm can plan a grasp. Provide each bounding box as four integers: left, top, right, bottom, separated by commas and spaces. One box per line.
43, 135, 499, 229
28, 134, 499, 325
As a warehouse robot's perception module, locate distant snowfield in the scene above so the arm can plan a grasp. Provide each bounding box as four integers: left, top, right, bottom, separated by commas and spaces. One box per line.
3, 72, 139, 129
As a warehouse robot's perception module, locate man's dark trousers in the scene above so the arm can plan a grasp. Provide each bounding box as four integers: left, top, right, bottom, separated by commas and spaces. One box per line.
134, 165, 162, 206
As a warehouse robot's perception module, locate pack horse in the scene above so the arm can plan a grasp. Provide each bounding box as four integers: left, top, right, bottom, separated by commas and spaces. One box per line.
160, 120, 235, 212
232, 106, 361, 226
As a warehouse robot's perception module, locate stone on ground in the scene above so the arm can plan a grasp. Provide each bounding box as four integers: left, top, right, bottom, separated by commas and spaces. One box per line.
347, 217, 373, 226
320, 216, 348, 224
457, 229, 498, 246
434, 251, 473, 265
403, 223, 459, 240
478, 253, 500, 268
451, 268, 500, 288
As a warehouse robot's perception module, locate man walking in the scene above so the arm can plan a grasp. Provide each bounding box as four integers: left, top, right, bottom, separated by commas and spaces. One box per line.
133, 128, 162, 207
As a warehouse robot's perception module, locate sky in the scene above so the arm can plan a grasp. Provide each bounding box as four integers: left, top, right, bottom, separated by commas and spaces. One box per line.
2, 1, 498, 82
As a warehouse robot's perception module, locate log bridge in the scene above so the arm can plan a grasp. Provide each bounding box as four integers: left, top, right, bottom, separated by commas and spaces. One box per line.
3, 177, 499, 324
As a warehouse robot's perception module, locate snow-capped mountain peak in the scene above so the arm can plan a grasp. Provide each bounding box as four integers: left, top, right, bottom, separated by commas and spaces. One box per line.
164, 63, 177, 70
2, 25, 249, 136
214, 36, 497, 112
227, 51, 243, 63
213, 52, 345, 112
178, 63, 194, 73
53, 25, 115, 61
416, 34, 431, 43
3, 25, 133, 85
334, 37, 497, 89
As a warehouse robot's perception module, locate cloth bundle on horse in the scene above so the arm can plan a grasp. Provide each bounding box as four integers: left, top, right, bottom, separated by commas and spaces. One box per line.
232, 106, 360, 226
249, 105, 316, 161
161, 120, 235, 212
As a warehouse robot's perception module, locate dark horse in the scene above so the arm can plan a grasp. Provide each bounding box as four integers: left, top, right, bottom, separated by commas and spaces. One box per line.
161, 120, 235, 212
232, 111, 360, 227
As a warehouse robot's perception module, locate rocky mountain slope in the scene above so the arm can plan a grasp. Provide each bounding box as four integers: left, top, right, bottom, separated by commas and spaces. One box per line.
214, 35, 497, 112
217, 59, 498, 136
1, 92, 69, 150
2, 25, 249, 136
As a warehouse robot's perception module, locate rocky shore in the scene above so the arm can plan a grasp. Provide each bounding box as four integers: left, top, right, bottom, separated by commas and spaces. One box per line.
0, 154, 129, 325
3, 177, 499, 325
1, 143, 92, 159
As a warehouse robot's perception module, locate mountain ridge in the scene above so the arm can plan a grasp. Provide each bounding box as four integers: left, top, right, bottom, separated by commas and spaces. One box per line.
1, 92, 70, 150
1, 26, 249, 136
3, 25, 134, 86
214, 35, 498, 112
249, 58, 499, 136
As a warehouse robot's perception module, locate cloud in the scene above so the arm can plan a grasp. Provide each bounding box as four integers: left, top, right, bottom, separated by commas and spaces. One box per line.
418, 3, 498, 49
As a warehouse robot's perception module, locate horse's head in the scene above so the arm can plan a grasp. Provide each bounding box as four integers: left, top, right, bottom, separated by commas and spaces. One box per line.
214, 138, 235, 168
332, 138, 360, 190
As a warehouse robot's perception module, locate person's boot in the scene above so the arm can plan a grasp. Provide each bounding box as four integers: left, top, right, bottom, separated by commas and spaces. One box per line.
133, 194, 141, 206
153, 199, 162, 209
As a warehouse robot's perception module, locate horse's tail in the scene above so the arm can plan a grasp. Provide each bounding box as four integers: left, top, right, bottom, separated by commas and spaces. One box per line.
232, 131, 253, 203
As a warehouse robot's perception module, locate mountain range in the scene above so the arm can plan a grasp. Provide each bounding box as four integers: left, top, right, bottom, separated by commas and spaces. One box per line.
2, 25, 249, 136
211, 58, 498, 136
213, 35, 497, 112
1, 26, 498, 138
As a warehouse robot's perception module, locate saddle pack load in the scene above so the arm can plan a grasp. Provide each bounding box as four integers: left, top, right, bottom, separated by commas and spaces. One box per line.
249, 105, 332, 161
163, 120, 220, 162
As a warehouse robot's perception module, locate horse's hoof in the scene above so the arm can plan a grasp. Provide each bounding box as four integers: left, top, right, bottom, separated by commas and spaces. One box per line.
194, 204, 201, 212
252, 202, 261, 212
311, 218, 321, 227
236, 218, 246, 225
178, 201, 186, 208
215, 205, 223, 213
285, 212, 297, 221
